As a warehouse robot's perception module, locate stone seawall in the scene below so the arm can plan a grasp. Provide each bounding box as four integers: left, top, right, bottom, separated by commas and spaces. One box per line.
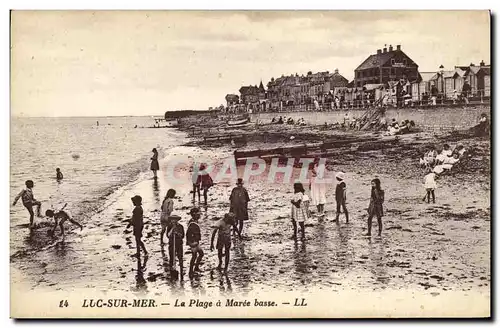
250, 106, 490, 131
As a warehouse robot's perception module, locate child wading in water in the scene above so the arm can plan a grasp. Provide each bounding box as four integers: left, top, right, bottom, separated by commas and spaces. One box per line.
366, 178, 385, 237
423, 170, 437, 203
291, 182, 310, 240
186, 207, 204, 276
210, 212, 241, 272
193, 164, 214, 205
13, 180, 42, 229
160, 189, 176, 246
46, 204, 83, 239
56, 168, 63, 181
334, 172, 349, 223
167, 215, 185, 273
126, 195, 148, 257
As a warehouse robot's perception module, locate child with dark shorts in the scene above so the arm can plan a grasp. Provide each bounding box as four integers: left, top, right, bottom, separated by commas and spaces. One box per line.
13, 180, 42, 229
167, 215, 185, 271
126, 195, 148, 257
210, 212, 241, 272
186, 207, 204, 276
334, 172, 349, 223
46, 206, 83, 238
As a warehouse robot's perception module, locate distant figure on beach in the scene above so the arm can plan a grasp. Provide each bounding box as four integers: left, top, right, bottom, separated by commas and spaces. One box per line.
160, 189, 176, 246
12, 180, 42, 229
291, 182, 309, 240
335, 172, 349, 223
461, 81, 471, 104
46, 205, 83, 239
97, 121, 99, 127
150, 148, 159, 179
167, 215, 184, 273
193, 164, 214, 205
423, 169, 437, 204
210, 212, 240, 272
277, 116, 284, 124
56, 168, 63, 181
475, 113, 489, 136
309, 158, 326, 217
126, 195, 148, 257
366, 178, 384, 237
186, 207, 203, 276
229, 178, 250, 236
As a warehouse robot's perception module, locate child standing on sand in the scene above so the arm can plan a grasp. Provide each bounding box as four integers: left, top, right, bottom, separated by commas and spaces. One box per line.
423, 170, 437, 203
291, 182, 308, 240
186, 207, 204, 276
334, 172, 349, 223
46, 205, 83, 239
366, 178, 385, 237
160, 189, 176, 246
193, 164, 214, 205
126, 195, 148, 257
150, 148, 159, 179
210, 212, 240, 272
167, 215, 184, 272
12, 180, 42, 229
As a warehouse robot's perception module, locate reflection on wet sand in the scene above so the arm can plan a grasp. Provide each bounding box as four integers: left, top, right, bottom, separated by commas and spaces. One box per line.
152, 178, 160, 205
333, 224, 354, 270
293, 240, 311, 279
133, 254, 148, 293
368, 238, 389, 286
231, 238, 252, 294
161, 246, 186, 296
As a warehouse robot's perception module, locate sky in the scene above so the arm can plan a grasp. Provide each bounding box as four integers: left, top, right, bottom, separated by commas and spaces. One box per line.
11, 10, 490, 117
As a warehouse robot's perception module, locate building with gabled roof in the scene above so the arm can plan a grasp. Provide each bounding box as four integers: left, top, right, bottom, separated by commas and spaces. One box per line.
354, 44, 419, 87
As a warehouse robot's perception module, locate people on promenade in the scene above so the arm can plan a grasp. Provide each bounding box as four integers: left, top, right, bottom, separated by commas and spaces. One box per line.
193, 163, 214, 205
12, 179, 42, 230
160, 188, 176, 246
291, 182, 309, 240
366, 178, 385, 237
334, 172, 349, 224
126, 195, 148, 257
309, 158, 326, 217
229, 178, 250, 236
186, 207, 204, 276
210, 212, 241, 272
150, 148, 159, 179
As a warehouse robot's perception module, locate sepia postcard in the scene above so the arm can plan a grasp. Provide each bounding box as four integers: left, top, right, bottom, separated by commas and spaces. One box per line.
10, 10, 491, 318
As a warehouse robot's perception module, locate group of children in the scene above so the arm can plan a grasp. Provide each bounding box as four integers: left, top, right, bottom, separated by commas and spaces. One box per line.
13, 169, 84, 238
291, 171, 385, 238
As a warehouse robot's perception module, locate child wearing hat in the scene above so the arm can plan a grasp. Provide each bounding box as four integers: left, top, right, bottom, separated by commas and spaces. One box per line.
167, 214, 185, 271
210, 212, 240, 272
186, 207, 204, 276
335, 172, 349, 223
127, 195, 148, 257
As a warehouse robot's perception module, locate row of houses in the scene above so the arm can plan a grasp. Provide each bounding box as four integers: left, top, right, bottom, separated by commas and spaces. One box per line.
222, 44, 490, 112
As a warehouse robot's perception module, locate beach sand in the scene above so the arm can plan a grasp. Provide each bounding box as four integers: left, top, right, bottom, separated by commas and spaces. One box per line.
11, 120, 490, 306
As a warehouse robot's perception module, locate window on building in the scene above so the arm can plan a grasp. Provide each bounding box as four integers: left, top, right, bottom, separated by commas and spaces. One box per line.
391, 59, 395, 65
403, 59, 407, 66
391, 68, 395, 75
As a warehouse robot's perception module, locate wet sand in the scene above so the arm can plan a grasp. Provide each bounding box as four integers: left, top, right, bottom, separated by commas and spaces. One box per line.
11, 123, 490, 302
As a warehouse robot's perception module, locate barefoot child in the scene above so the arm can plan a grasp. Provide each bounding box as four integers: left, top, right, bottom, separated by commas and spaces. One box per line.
56, 168, 63, 180
186, 207, 204, 276
229, 178, 250, 236
423, 170, 437, 203
160, 189, 176, 245
210, 213, 240, 272
46, 205, 83, 238
291, 182, 308, 240
126, 195, 148, 257
167, 215, 184, 272
366, 178, 385, 237
12, 180, 42, 229
335, 172, 349, 223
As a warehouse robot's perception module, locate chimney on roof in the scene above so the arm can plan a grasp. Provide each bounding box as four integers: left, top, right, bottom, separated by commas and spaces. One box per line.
389, 44, 393, 52
334, 68, 339, 74
396, 44, 401, 51
480, 60, 485, 66
383, 47, 387, 53
470, 63, 475, 66
377, 49, 382, 54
